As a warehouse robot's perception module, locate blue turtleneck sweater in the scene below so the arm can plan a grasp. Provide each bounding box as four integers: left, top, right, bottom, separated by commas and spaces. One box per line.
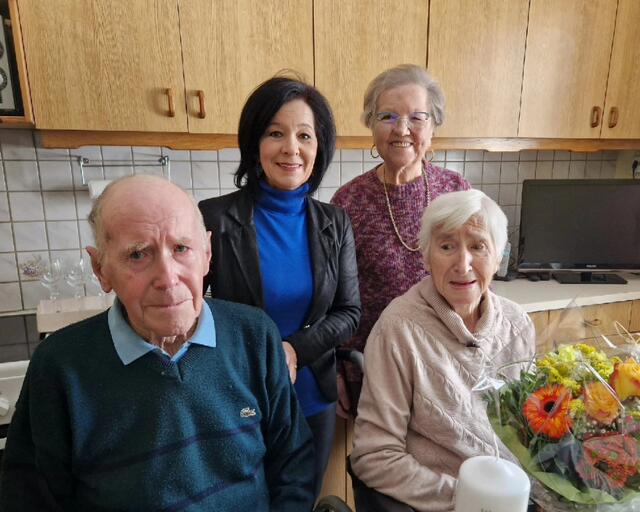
254, 180, 332, 417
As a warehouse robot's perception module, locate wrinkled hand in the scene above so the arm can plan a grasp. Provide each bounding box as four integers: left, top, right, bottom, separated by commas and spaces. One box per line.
336, 372, 352, 419
282, 341, 298, 384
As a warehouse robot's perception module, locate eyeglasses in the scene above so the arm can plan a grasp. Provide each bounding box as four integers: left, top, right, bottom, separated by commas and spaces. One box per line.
374, 111, 431, 129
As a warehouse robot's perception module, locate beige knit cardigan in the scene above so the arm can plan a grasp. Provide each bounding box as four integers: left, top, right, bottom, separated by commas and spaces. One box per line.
351, 277, 535, 511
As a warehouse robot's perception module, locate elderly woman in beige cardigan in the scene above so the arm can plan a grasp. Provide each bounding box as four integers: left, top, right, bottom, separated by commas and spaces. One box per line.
350, 189, 536, 512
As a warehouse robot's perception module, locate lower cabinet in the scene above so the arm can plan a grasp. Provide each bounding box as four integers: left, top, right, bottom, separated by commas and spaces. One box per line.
532, 300, 638, 352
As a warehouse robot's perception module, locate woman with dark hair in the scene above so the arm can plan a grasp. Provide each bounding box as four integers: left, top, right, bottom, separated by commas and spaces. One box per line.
198, 76, 361, 497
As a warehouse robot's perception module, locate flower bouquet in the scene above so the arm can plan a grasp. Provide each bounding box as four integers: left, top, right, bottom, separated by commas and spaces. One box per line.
487, 307, 640, 511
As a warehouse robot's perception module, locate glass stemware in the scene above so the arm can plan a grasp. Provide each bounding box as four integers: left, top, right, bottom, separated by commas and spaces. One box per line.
40, 258, 63, 300
65, 259, 88, 299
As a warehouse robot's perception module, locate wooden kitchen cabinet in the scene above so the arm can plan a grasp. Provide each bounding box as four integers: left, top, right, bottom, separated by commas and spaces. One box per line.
600, 0, 640, 139
314, 0, 428, 137
18, 0, 187, 132
428, 0, 528, 138
630, 300, 640, 334
547, 301, 633, 345
519, 0, 617, 138
179, 0, 313, 134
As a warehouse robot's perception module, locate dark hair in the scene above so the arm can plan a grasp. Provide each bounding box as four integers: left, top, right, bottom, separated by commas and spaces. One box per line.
235, 76, 336, 194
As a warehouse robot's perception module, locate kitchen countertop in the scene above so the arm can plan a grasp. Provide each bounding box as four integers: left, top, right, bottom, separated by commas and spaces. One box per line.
491, 273, 640, 313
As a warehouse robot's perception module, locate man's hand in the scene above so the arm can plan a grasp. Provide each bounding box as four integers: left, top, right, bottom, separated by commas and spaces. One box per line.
282, 341, 297, 384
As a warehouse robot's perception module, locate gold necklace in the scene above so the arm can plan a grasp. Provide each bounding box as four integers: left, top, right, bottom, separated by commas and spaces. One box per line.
382, 164, 431, 252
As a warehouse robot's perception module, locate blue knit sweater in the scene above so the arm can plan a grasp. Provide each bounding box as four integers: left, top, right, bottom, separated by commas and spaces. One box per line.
0, 299, 314, 511
254, 181, 332, 417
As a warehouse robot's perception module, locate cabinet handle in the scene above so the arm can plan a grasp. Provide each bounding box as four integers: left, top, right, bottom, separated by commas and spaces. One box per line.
197, 90, 206, 119
590, 106, 602, 128
166, 88, 175, 118
608, 107, 619, 128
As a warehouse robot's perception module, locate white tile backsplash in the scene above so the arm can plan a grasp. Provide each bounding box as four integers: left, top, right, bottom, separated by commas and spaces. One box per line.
46, 221, 80, 250
101, 146, 133, 160
341, 162, 363, 182
0, 282, 22, 312
0, 253, 18, 282
0, 223, 14, 251
0, 192, 9, 221
39, 160, 73, 190
13, 222, 47, 251
482, 162, 501, 184
193, 161, 220, 189
170, 161, 193, 189
217, 162, 235, 189
0, 128, 625, 312
9, 192, 44, 221
5, 160, 39, 190
43, 192, 77, 220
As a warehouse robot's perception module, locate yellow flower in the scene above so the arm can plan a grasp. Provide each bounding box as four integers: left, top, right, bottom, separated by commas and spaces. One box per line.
569, 398, 585, 416
583, 381, 620, 425
611, 358, 640, 401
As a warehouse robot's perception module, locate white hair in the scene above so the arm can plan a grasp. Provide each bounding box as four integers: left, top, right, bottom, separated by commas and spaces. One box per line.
419, 189, 508, 264
361, 64, 445, 129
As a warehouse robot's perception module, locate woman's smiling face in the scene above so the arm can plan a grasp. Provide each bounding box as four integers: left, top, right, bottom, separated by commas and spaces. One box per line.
259, 99, 318, 191
372, 83, 434, 172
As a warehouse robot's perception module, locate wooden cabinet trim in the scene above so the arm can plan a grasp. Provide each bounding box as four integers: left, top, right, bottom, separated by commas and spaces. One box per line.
37, 130, 640, 151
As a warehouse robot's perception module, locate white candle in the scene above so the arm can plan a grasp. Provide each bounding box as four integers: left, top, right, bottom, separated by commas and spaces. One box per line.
454, 456, 530, 512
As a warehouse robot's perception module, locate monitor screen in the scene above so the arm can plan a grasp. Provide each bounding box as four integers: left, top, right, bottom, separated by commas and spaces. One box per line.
518, 179, 640, 273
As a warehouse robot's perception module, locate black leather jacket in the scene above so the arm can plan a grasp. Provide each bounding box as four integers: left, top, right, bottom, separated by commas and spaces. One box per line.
198, 188, 361, 402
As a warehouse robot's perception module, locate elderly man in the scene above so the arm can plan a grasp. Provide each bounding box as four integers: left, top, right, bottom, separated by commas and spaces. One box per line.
0, 176, 315, 511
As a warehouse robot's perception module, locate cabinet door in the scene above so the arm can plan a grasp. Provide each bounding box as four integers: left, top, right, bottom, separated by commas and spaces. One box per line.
519, 0, 617, 138
428, 0, 528, 137
631, 300, 640, 334
547, 301, 632, 345
179, 0, 313, 134
18, 0, 187, 132
314, 0, 428, 137
601, 0, 640, 139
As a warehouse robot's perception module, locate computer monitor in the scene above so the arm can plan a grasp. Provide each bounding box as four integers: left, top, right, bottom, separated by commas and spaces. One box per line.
517, 179, 640, 284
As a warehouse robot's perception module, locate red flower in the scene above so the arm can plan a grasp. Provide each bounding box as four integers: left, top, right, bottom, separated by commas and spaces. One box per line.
523, 385, 573, 439
576, 435, 638, 490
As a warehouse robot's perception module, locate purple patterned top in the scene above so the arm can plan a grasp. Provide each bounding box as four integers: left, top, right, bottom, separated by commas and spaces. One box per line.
331, 162, 470, 382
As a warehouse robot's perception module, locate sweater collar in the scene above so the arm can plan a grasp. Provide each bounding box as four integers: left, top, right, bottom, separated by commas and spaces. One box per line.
256, 179, 308, 214
421, 276, 496, 347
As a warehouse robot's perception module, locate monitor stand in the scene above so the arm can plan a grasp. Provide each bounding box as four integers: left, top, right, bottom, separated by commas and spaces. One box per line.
552, 272, 628, 285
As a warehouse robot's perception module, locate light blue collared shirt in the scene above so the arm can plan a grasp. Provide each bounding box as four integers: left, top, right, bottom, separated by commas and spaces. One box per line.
108, 298, 216, 365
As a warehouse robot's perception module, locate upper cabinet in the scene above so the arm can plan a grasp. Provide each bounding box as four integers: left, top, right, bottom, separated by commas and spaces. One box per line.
314, 0, 428, 137
18, 0, 187, 132
428, 0, 528, 138
600, 0, 640, 139
519, 0, 617, 138
13, 0, 640, 146
17, 0, 313, 134
179, 0, 313, 134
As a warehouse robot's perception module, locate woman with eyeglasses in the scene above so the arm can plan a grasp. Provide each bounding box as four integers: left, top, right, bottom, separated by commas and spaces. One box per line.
331, 64, 470, 416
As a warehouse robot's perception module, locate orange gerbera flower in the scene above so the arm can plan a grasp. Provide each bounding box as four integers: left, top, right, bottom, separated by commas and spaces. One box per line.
523, 384, 573, 439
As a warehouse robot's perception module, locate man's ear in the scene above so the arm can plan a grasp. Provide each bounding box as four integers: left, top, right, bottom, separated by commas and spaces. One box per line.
86, 246, 113, 293
203, 231, 212, 271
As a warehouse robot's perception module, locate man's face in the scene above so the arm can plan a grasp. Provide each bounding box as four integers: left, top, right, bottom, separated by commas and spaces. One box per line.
88, 180, 211, 342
